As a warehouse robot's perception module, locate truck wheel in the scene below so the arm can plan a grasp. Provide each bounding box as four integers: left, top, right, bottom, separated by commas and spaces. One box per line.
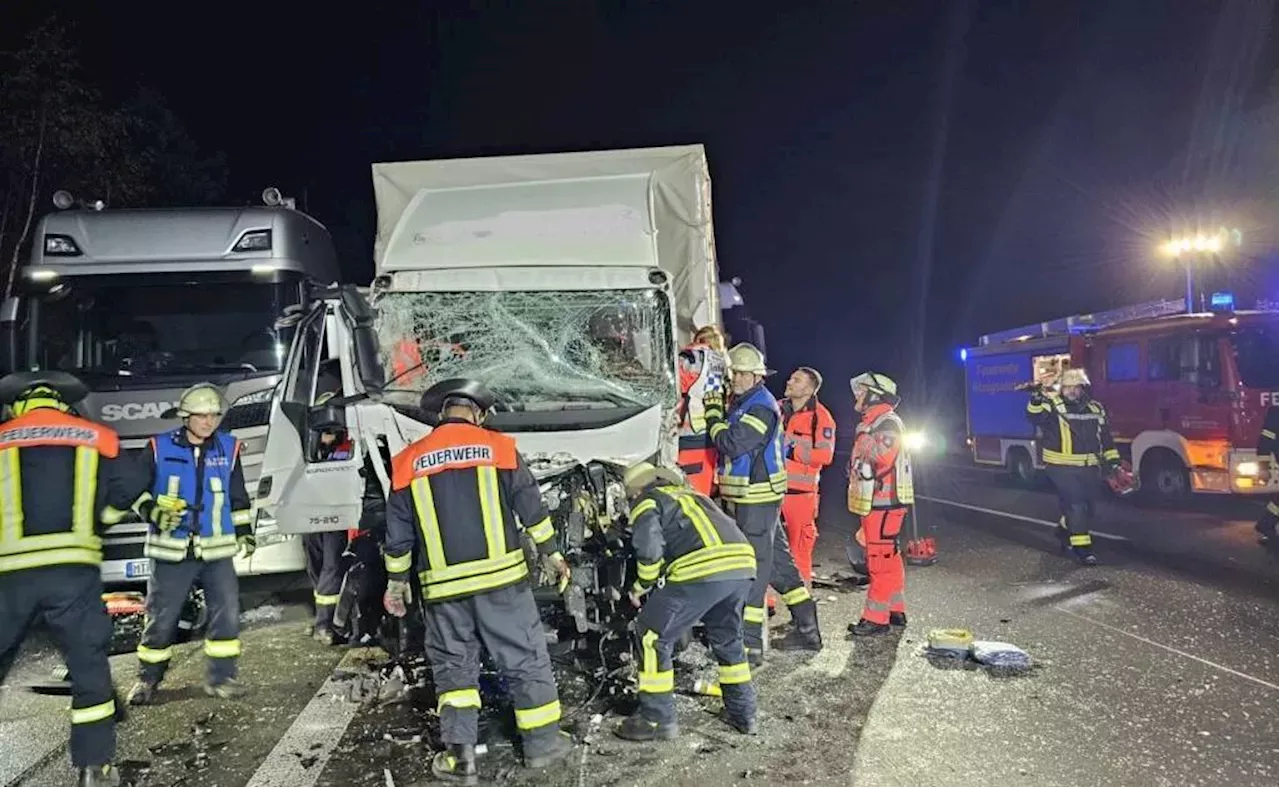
1007, 448, 1037, 487
1140, 450, 1190, 503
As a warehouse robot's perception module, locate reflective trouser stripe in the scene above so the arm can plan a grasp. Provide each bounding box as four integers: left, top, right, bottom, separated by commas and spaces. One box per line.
718, 662, 751, 685
204, 639, 241, 659
743, 605, 766, 624
438, 688, 482, 713
71, 699, 116, 725
137, 645, 173, 663
514, 699, 562, 731
638, 629, 674, 694
313, 592, 339, 606
1068, 534, 1092, 547
781, 586, 811, 606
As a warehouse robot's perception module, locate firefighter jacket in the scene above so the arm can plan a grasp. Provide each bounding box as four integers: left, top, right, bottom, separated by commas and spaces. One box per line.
847, 403, 916, 516
1258, 405, 1277, 463
781, 397, 836, 493
0, 409, 143, 574
706, 382, 788, 504
627, 483, 756, 595
383, 418, 559, 602
137, 428, 253, 562
1026, 391, 1120, 468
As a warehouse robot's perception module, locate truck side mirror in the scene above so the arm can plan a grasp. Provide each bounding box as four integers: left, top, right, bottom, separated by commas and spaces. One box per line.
337, 285, 386, 390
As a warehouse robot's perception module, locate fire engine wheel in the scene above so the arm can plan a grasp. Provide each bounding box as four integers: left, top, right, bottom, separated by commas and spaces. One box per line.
1007, 448, 1038, 487
1139, 450, 1190, 503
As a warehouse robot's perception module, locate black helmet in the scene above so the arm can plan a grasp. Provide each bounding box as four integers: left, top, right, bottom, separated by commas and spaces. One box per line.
0, 370, 89, 415
420, 378, 497, 415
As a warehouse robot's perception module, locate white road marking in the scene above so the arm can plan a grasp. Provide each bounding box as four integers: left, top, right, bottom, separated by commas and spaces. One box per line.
1056, 607, 1279, 691
243, 666, 362, 787
916, 495, 1130, 541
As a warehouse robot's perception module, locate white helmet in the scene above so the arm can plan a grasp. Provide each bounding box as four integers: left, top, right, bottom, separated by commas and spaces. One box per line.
850, 372, 898, 398
177, 383, 226, 417
727, 343, 773, 376
1060, 368, 1091, 388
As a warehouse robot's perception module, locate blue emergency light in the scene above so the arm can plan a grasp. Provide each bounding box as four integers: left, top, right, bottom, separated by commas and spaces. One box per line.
958, 347, 968, 363
1209, 291, 1234, 311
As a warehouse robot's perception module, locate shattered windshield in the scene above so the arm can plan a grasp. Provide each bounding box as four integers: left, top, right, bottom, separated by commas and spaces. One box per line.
374, 288, 676, 411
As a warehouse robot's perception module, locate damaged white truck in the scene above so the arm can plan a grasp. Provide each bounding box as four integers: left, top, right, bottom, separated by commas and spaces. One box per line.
256, 145, 726, 652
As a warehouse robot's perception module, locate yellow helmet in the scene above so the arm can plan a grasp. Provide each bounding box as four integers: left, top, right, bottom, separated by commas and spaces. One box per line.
622, 461, 685, 496
1060, 368, 1091, 388
726, 343, 773, 376
11, 385, 70, 417
0, 371, 87, 418
177, 383, 226, 417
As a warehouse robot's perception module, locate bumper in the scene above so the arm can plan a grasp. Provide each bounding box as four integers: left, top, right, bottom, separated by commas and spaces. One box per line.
1191, 450, 1278, 495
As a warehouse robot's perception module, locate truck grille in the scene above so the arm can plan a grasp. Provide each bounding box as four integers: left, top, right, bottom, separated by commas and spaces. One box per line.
103, 541, 146, 562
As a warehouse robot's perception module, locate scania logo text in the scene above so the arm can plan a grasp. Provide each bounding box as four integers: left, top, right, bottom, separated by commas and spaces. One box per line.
100, 402, 180, 422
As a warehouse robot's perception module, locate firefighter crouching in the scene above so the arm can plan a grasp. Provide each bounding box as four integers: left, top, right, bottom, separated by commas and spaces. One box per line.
1255, 404, 1278, 548
382, 378, 573, 784
846, 373, 914, 636
780, 366, 836, 584
617, 461, 758, 742
127, 383, 255, 705
676, 325, 728, 496
0, 372, 146, 787
1026, 369, 1119, 567
704, 343, 822, 664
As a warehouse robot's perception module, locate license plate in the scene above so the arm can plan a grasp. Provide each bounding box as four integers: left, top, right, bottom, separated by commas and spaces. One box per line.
125, 559, 152, 579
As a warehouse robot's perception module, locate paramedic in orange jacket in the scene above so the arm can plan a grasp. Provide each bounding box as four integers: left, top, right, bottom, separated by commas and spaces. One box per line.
676, 326, 728, 496
780, 367, 836, 584
846, 372, 914, 637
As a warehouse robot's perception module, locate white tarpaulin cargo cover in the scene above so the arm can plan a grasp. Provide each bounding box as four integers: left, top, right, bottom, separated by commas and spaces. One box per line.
371, 145, 722, 333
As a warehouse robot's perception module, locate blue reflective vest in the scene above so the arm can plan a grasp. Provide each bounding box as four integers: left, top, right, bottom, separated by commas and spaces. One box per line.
716, 384, 788, 504
144, 428, 241, 562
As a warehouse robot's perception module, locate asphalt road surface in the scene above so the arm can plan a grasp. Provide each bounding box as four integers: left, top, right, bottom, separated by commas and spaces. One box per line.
2, 457, 1275, 786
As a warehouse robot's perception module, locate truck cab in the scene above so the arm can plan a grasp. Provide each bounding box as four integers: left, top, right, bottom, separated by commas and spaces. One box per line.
0, 194, 341, 586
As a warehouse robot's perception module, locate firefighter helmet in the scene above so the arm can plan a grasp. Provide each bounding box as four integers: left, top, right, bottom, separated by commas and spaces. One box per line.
0, 371, 87, 417
421, 378, 497, 414
726, 343, 773, 376
850, 371, 898, 398
622, 461, 685, 497
1060, 368, 1091, 388
177, 383, 226, 417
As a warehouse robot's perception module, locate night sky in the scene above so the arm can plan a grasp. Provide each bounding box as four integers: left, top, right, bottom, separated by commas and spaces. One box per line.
5, 1, 1277, 422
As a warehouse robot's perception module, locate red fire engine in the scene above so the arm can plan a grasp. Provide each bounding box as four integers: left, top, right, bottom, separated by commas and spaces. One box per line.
964, 298, 1279, 502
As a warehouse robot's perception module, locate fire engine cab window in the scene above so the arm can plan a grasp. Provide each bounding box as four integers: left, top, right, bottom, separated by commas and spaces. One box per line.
1105, 342, 1141, 382
1146, 337, 1182, 381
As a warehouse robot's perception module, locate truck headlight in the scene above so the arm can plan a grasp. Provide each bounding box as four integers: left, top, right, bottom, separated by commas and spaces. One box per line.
1235, 461, 1260, 477
904, 432, 929, 452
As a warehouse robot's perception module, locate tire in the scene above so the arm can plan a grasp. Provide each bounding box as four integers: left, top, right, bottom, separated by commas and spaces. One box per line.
1007, 448, 1038, 487
1139, 449, 1190, 504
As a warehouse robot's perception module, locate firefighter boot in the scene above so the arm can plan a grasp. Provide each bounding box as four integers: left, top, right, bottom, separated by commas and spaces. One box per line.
772, 599, 822, 652
126, 681, 158, 707
718, 709, 759, 736
848, 619, 890, 637
889, 612, 908, 627
524, 730, 574, 767
430, 744, 478, 785
204, 678, 248, 700
615, 714, 679, 742
77, 765, 121, 787
1072, 547, 1099, 567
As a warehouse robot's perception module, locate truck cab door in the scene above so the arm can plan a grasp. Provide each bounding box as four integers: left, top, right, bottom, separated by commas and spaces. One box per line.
257, 299, 365, 535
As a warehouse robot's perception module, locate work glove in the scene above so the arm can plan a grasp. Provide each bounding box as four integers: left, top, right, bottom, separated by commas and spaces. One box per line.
627, 584, 649, 609
237, 534, 257, 558
545, 552, 571, 593
383, 579, 412, 618
142, 494, 187, 532
703, 388, 725, 419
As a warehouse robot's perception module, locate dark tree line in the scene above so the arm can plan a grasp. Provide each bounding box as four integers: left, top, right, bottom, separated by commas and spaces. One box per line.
0, 19, 227, 297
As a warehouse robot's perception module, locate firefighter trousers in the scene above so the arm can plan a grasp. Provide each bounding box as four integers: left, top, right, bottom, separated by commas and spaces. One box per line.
859, 509, 906, 625
422, 582, 563, 754
1256, 497, 1278, 542
304, 531, 347, 629
137, 557, 241, 687
1045, 465, 1100, 551
635, 578, 755, 727
781, 491, 819, 584
0, 566, 117, 768
730, 500, 814, 656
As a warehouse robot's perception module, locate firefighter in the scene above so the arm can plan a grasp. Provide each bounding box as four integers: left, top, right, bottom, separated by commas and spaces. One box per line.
383, 378, 573, 783
1026, 368, 1120, 567
1255, 404, 1278, 548
305, 368, 353, 644
0, 371, 145, 787
780, 366, 837, 584
704, 343, 822, 664
846, 373, 914, 636
127, 383, 255, 705
676, 325, 728, 496
616, 461, 758, 742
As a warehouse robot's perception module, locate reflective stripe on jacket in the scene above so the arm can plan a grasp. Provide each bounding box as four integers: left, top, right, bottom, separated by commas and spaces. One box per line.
781, 398, 836, 493
143, 429, 250, 562
0, 409, 133, 573
628, 483, 756, 594
1026, 393, 1119, 467
847, 404, 915, 516
383, 419, 558, 602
